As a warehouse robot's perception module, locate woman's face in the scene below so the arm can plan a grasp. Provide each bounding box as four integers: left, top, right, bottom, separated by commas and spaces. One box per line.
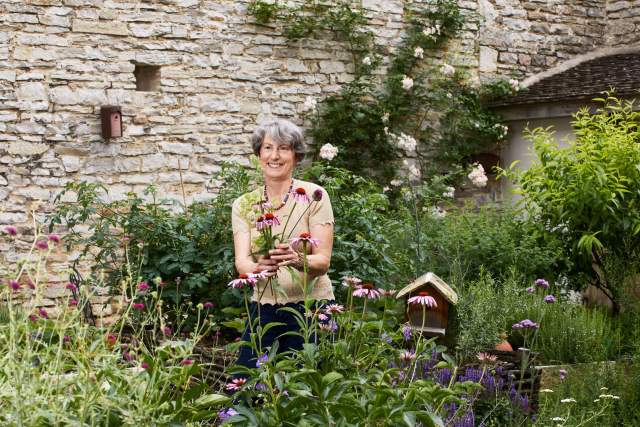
259, 134, 296, 181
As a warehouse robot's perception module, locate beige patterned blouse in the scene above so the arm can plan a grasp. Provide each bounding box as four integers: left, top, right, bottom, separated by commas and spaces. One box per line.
231, 179, 335, 305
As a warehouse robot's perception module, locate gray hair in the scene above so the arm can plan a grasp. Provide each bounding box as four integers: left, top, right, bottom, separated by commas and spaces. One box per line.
251, 119, 305, 162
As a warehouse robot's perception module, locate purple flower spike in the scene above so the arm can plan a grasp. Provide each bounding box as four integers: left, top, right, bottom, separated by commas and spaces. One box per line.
559, 368, 567, 380
535, 278, 549, 289
544, 295, 556, 303
218, 408, 239, 421
3, 226, 18, 236
256, 353, 268, 368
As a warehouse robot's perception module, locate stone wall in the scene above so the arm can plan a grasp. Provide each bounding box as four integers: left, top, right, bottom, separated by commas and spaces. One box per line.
1, 0, 639, 316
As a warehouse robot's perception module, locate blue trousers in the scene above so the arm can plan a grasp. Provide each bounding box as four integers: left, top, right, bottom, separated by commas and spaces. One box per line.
235, 300, 333, 370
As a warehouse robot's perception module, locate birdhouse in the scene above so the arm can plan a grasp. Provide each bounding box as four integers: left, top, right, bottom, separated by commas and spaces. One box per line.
396, 272, 458, 336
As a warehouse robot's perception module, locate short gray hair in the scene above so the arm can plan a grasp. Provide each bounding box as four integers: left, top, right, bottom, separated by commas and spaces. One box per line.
251, 119, 305, 162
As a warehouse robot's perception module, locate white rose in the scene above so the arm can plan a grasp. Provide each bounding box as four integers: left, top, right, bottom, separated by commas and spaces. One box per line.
509, 78, 519, 91
362, 56, 372, 66
440, 63, 455, 77
302, 96, 317, 112
401, 75, 414, 90
414, 47, 424, 59
396, 133, 417, 152
409, 164, 421, 179
390, 179, 403, 187
319, 143, 338, 161
467, 163, 488, 188
442, 186, 455, 198
430, 206, 446, 218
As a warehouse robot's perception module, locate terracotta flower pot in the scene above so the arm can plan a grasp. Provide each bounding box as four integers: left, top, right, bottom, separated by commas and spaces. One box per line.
495, 332, 514, 352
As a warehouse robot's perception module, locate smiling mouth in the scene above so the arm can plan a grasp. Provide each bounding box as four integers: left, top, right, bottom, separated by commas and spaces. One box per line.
268, 163, 283, 168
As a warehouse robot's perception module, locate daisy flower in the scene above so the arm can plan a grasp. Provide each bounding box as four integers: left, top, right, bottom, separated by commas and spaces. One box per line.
228, 274, 257, 289
290, 232, 320, 249
407, 291, 437, 308
341, 276, 362, 287
292, 187, 310, 203
352, 283, 381, 299
225, 378, 247, 391
324, 304, 345, 314
399, 350, 416, 361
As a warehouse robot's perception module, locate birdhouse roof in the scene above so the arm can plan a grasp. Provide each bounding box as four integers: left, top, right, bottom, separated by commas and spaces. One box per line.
396, 272, 458, 304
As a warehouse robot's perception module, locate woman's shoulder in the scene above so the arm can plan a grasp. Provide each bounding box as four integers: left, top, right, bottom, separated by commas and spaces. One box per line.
232, 188, 262, 208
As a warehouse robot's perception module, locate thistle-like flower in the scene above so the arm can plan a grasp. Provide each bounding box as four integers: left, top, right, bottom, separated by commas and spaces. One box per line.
291, 187, 310, 203
341, 276, 362, 287
535, 278, 550, 289
324, 304, 345, 314
290, 232, 320, 249
399, 350, 416, 362
132, 302, 145, 310
407, 291, 437, 308
225, 377, 247, 391
48, 234, 60, 244
36, 240, 49, 250
512, 319, 539, 330
8, 280, 20, 291
137, 281, 149, 291
228, 273, 257, 289
3, 226, 17, 236
180, 359, 194, 366
352, 283, 381, 299
544, 295, 556, 303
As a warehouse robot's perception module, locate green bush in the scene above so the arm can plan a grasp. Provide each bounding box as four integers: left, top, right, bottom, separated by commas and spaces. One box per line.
48, 162, 253, 326
536, 360, 640, 426
391, 201, 570, 285
503, 96, 640, 311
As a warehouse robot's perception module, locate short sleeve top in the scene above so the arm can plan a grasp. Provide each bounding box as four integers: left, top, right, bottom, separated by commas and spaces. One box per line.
231, 179, 335, 305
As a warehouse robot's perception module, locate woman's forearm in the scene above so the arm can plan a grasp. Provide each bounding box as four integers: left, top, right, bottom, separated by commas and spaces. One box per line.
297, 253, 330, 277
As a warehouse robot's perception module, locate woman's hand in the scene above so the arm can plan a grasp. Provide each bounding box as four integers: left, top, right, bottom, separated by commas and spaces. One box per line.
256, 254, 279, 277
268, 243, 302, 269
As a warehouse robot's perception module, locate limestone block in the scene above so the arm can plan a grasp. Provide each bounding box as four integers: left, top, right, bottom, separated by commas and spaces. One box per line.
45, 6, 73, 16
7, 141, 49, 156
479, 46, 498, 73
16, 82, 48, 101
0, 188, 8, 201
141, 153, 166, 172
0, 70, 17, 82
159, 141, 193, 155
14, 121, 46, 134
16, 186, 51, 200
5, 14, 39, 24
72, 19, 129, 36
123, 173, 154, 184
115, 157, 140, 173
0, 175, 7, 186
16, 72, 45, 81
61, 155, 82, 172
13, 46, 58, 61
38, 15, 71, 27
17, 33, 69, 47
286, 58, 308, 73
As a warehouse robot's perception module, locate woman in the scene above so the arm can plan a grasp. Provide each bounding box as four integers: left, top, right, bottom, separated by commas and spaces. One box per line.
231, 119, 335, 369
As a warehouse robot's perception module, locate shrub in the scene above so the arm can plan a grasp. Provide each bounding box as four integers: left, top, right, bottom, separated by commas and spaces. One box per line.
390, 200, 570, 286
48, 162, 252, 327
503, 96, 640, 311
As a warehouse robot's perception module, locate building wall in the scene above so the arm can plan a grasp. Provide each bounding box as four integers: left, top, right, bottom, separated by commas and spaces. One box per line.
1, 0, 639, 314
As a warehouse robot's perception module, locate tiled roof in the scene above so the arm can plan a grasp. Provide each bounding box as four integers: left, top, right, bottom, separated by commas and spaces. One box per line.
491, 53, 640, 107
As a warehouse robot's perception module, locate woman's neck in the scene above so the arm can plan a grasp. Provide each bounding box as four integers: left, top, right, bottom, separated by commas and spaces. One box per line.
264, 177, 293, 201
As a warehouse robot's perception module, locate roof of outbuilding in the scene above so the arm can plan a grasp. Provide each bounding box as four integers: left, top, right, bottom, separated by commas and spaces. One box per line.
396, 272, 458, 304
491, 53, 640, 107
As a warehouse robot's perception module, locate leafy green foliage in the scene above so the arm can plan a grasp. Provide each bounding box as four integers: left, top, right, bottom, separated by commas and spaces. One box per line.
249, 0, 512, 186
48, 163, 253, 325
391, 201, 570, 285
503, 96, 640, 308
